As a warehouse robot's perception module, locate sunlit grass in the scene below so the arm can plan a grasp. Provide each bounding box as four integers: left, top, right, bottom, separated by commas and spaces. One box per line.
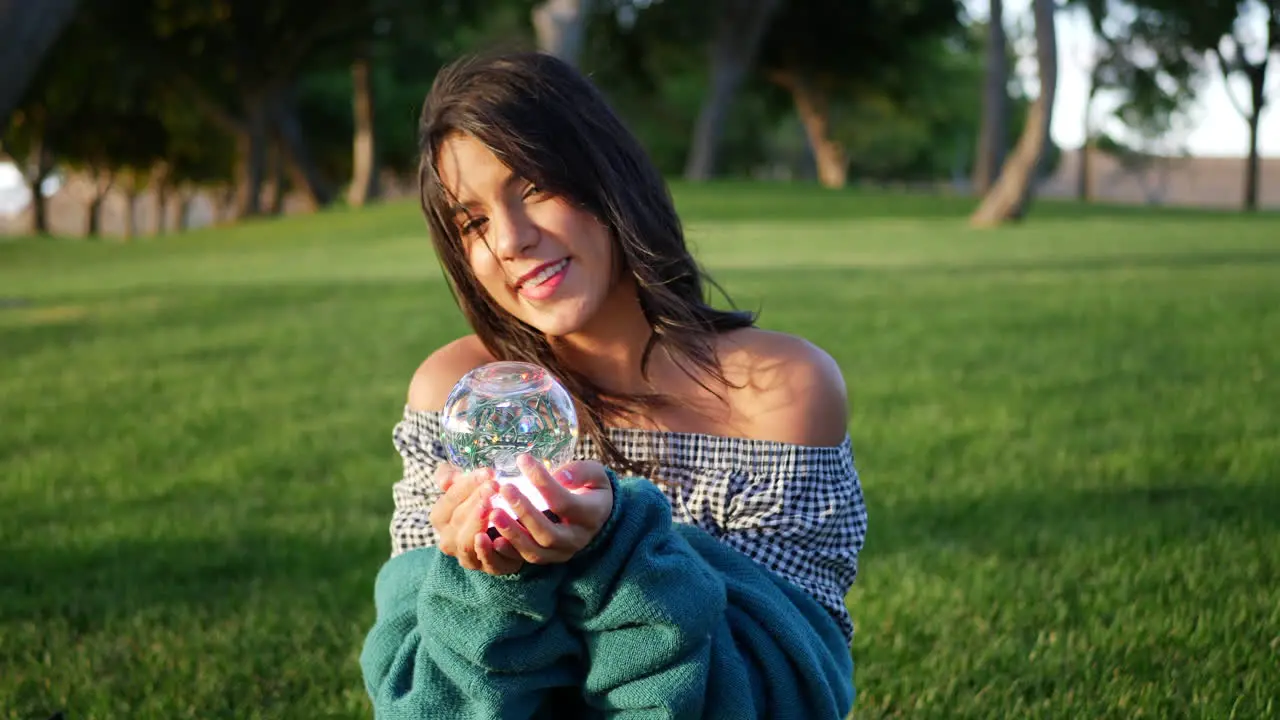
2, 185, 1278, 718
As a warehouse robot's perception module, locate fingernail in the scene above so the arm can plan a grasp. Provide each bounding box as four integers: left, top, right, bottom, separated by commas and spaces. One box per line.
559, 470, 576, 487
493, 511, 509, 528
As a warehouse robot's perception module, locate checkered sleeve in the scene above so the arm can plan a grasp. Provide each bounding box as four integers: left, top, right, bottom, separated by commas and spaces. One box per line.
389, 407, 450, 557
662, 436, 867, 644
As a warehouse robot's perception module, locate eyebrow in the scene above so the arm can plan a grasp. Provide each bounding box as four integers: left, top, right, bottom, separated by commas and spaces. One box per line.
446, 172, 529, 218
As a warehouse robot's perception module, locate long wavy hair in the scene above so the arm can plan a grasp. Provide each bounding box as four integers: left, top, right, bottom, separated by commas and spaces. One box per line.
417, 51, 756, 475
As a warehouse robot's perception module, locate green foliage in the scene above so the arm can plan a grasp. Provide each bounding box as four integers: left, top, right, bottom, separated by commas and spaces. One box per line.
582, 1, 782, 176
1067, 0, 1205, 156
1, 190, 1279, 717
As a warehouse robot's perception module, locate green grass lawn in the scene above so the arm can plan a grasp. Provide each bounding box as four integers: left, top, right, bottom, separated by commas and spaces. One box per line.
2, 185, 1277, 719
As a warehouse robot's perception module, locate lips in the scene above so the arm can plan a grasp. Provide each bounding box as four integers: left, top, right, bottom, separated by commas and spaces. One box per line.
515, 258, 570, 290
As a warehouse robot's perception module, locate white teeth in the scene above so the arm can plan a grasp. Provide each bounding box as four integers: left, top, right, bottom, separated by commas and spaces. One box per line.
525, 259, 568, 288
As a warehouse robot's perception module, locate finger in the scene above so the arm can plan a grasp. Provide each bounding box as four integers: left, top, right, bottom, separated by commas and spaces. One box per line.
430, 471, 476, 528
433, 463, 463, 493
457, 529, 481, 571
476, 531, 521, 576
498, 481, 561, 548
430, 468, 490, 529
517, 455, 574, 512
492, 536, 521, 561
490, 510, 551, 564
556, 460, 612, 490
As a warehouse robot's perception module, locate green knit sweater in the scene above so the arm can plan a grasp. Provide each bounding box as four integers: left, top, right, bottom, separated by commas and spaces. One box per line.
360, 473, 856, 719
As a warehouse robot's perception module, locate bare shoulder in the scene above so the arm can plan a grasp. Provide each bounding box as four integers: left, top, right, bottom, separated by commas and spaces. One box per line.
406, 335, 495, 412
717, 328, 849, 447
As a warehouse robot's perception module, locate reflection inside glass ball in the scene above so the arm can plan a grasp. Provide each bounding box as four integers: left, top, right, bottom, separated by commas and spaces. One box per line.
440, 361, 579, 526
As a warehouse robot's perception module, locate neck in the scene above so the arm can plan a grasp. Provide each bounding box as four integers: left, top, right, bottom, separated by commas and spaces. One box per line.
551, 279, 657, 397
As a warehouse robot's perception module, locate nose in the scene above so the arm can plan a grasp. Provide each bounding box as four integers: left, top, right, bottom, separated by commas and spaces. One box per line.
488, 202, 538, 260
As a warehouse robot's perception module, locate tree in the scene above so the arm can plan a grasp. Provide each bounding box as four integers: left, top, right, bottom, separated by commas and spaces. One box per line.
533, 0, 594, 66
684, 0, 785, 180
1, 3, 161, 237
974, 0, 1010, 194
0, 0, 80, 127
91, 0, 420, 218
1209, 0, 1276, 211
1134, 0, 1276, 211
755, 0, 963, 188
970, 0, 1058, 226
1069, 0, 1202, 201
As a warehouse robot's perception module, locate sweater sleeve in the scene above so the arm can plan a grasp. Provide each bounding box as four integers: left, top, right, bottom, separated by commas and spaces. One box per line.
359, 548, 586, 720
562, 473, 856, 720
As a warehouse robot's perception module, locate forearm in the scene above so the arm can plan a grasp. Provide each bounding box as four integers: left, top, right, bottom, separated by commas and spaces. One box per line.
361, 547, 585, 719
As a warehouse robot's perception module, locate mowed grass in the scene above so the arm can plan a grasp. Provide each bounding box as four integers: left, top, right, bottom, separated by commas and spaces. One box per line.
2, 184, 1278, 719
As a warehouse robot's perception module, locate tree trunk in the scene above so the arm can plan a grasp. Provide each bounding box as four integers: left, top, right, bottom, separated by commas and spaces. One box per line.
771, 69, 846, 188
235, 97, 269, 219
85, 200, 100, 237
1077, 79, 1098, 202
123, 191, 139, 240
683, 0, 783, 181
153, 183, 169, 235
25, 135, 53, 236
532, 0, 592, 67
0, 0, 80, 126
176, 189, 193, 231
85, 169, 114, 237
1243, 58, 1267, 212
973, 0, 1008, 195
148, 161, 170, 235
271, 85, 333, 211
347, 49, 380, 208
1244, 110, 1261, 212
970, 0, 1058, 227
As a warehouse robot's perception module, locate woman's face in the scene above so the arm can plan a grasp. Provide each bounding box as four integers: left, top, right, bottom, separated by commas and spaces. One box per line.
436, 133, 617, 338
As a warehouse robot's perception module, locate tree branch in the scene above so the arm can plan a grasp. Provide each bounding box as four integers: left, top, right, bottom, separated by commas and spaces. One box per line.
1214, 39, 1252, 121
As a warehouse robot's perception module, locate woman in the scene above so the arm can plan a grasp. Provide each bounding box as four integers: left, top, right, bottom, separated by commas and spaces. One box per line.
360, 50, 868, 719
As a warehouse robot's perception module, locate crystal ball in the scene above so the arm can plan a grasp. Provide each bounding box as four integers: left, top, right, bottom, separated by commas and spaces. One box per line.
440, 361, 579, 521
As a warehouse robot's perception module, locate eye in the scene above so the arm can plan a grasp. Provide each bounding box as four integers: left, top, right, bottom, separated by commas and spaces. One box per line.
522, 183, 547, 201
459, 215, 487, 237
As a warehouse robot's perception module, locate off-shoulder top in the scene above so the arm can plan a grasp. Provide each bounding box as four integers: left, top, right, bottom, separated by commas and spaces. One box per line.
388, 405, 868, 643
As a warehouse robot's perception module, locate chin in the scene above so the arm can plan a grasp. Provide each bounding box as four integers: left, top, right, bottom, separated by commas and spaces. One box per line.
516, 296, 598, 338
528, 315, 588, 338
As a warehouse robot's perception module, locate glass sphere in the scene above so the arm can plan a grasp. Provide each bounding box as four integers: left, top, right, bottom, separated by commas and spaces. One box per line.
440, 361, 578, 518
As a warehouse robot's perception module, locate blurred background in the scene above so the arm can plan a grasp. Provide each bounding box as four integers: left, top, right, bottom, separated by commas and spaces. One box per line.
2, 2, 1278, 719
1, 0, 1276, 236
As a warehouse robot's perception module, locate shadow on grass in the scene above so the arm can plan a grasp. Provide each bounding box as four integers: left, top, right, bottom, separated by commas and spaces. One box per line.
0, 316, 97, 364
0, 527, 388, 630
869, 480, 1280, 562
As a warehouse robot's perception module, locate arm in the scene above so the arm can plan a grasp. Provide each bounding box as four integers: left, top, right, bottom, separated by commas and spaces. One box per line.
362, 342, 588, 717
366, 418, 589, 717
562, 473, 856, 720
360, 547, 585, 719
389, 336, 494, 557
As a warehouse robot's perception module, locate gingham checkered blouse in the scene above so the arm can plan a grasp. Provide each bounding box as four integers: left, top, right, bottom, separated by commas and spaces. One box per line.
388, 405, 868, 643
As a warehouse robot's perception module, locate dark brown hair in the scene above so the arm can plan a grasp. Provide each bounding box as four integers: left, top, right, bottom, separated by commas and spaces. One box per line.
417, 50, 755, 475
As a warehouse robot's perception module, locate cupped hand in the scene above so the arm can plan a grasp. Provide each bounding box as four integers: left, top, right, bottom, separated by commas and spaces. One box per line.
429, 465, 524, 575
487, 455, 614, 565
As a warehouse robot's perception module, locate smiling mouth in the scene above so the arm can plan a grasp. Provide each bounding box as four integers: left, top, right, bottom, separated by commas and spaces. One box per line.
516, 259, 570, 290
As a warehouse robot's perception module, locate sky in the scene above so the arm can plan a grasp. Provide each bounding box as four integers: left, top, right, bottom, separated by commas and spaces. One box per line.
3, 2, 1278, 213
977, 0, 1279, 158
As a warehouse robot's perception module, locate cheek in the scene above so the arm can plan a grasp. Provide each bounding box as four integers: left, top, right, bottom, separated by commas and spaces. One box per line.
466, 243, 510, 299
